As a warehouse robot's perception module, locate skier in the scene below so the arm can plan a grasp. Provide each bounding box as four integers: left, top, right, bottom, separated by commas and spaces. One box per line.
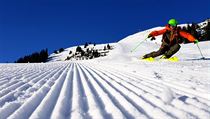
142, 19, 199, 59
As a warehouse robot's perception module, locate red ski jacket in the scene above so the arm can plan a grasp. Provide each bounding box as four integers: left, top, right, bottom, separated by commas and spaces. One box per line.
149, 25, 196, 42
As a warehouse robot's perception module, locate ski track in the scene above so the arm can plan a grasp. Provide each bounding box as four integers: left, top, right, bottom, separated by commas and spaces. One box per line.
0, 62, 209, 119
82, 64, 196, 119
92, 62, 210, 105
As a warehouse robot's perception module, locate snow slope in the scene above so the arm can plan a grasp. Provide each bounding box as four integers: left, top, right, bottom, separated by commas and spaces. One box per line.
48, 43, 116, 62
0, 27, 210, 119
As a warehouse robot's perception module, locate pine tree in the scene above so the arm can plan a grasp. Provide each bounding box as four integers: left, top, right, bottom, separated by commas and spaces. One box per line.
76, 46, 82, 52
190, 23, 200, 39
187, 24, 192, 33
103, 46, 107, 51
59, 48, 64, 53
84, 42, 88, 48
107, 44, 111, 49
206, 21, 210, 40
54, 50, 58, 54
69, 51, 72, 54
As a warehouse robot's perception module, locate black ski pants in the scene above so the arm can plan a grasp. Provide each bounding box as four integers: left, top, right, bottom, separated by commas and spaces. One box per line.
143, 42, 181, 58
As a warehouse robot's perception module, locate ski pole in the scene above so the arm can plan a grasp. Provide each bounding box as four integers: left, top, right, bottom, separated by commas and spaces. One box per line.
130, 37, 148, 53
196, 43, 205, 59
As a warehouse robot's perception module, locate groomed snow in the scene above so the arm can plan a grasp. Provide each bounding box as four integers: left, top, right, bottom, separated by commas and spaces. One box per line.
0, 27, 210, 119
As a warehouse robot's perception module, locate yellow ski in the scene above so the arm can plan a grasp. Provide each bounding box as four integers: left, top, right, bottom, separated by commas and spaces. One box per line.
140, 56, 179, 62
141, 57, 155, 62
159, 56, 179, 62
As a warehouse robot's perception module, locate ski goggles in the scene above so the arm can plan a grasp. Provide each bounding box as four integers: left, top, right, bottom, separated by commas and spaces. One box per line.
169, 24, 177, 28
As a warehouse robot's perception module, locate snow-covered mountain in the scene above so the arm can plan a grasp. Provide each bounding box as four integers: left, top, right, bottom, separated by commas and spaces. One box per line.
48, 43, 117, 62
0, 25, 210, 119
49, 23, 209, 62
198, 19, 209, 29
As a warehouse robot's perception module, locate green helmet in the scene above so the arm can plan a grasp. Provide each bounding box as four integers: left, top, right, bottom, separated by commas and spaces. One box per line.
168, 19, 178, 26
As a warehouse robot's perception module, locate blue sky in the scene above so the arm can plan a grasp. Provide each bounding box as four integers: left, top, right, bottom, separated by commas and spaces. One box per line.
0, 0, 209, 62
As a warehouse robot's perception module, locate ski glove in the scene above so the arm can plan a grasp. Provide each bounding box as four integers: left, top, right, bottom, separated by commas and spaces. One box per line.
148, 34, 156, 41
147, 34, 152, 38
194, 39, 199, 44
151, 37, 156, 41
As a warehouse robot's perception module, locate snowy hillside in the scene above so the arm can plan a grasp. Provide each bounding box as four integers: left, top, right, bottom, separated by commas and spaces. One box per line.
48, 21, 209, 62
0, 26, 210, 119
48, 43, 116, 62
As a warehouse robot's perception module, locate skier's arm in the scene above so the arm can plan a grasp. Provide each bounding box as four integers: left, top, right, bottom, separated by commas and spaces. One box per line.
149, 28, 167, 37
179, 31, 196, 42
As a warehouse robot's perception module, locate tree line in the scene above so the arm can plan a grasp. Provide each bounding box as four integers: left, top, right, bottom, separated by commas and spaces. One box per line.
15, 49, 48, 63
65, 43, 113, 61
178, 20, 210, 43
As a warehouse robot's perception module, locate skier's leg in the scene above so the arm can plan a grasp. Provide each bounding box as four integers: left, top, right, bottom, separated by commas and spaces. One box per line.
143, 50, 163, 58
164, 44, 181, 58
143, 44, 168, 58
